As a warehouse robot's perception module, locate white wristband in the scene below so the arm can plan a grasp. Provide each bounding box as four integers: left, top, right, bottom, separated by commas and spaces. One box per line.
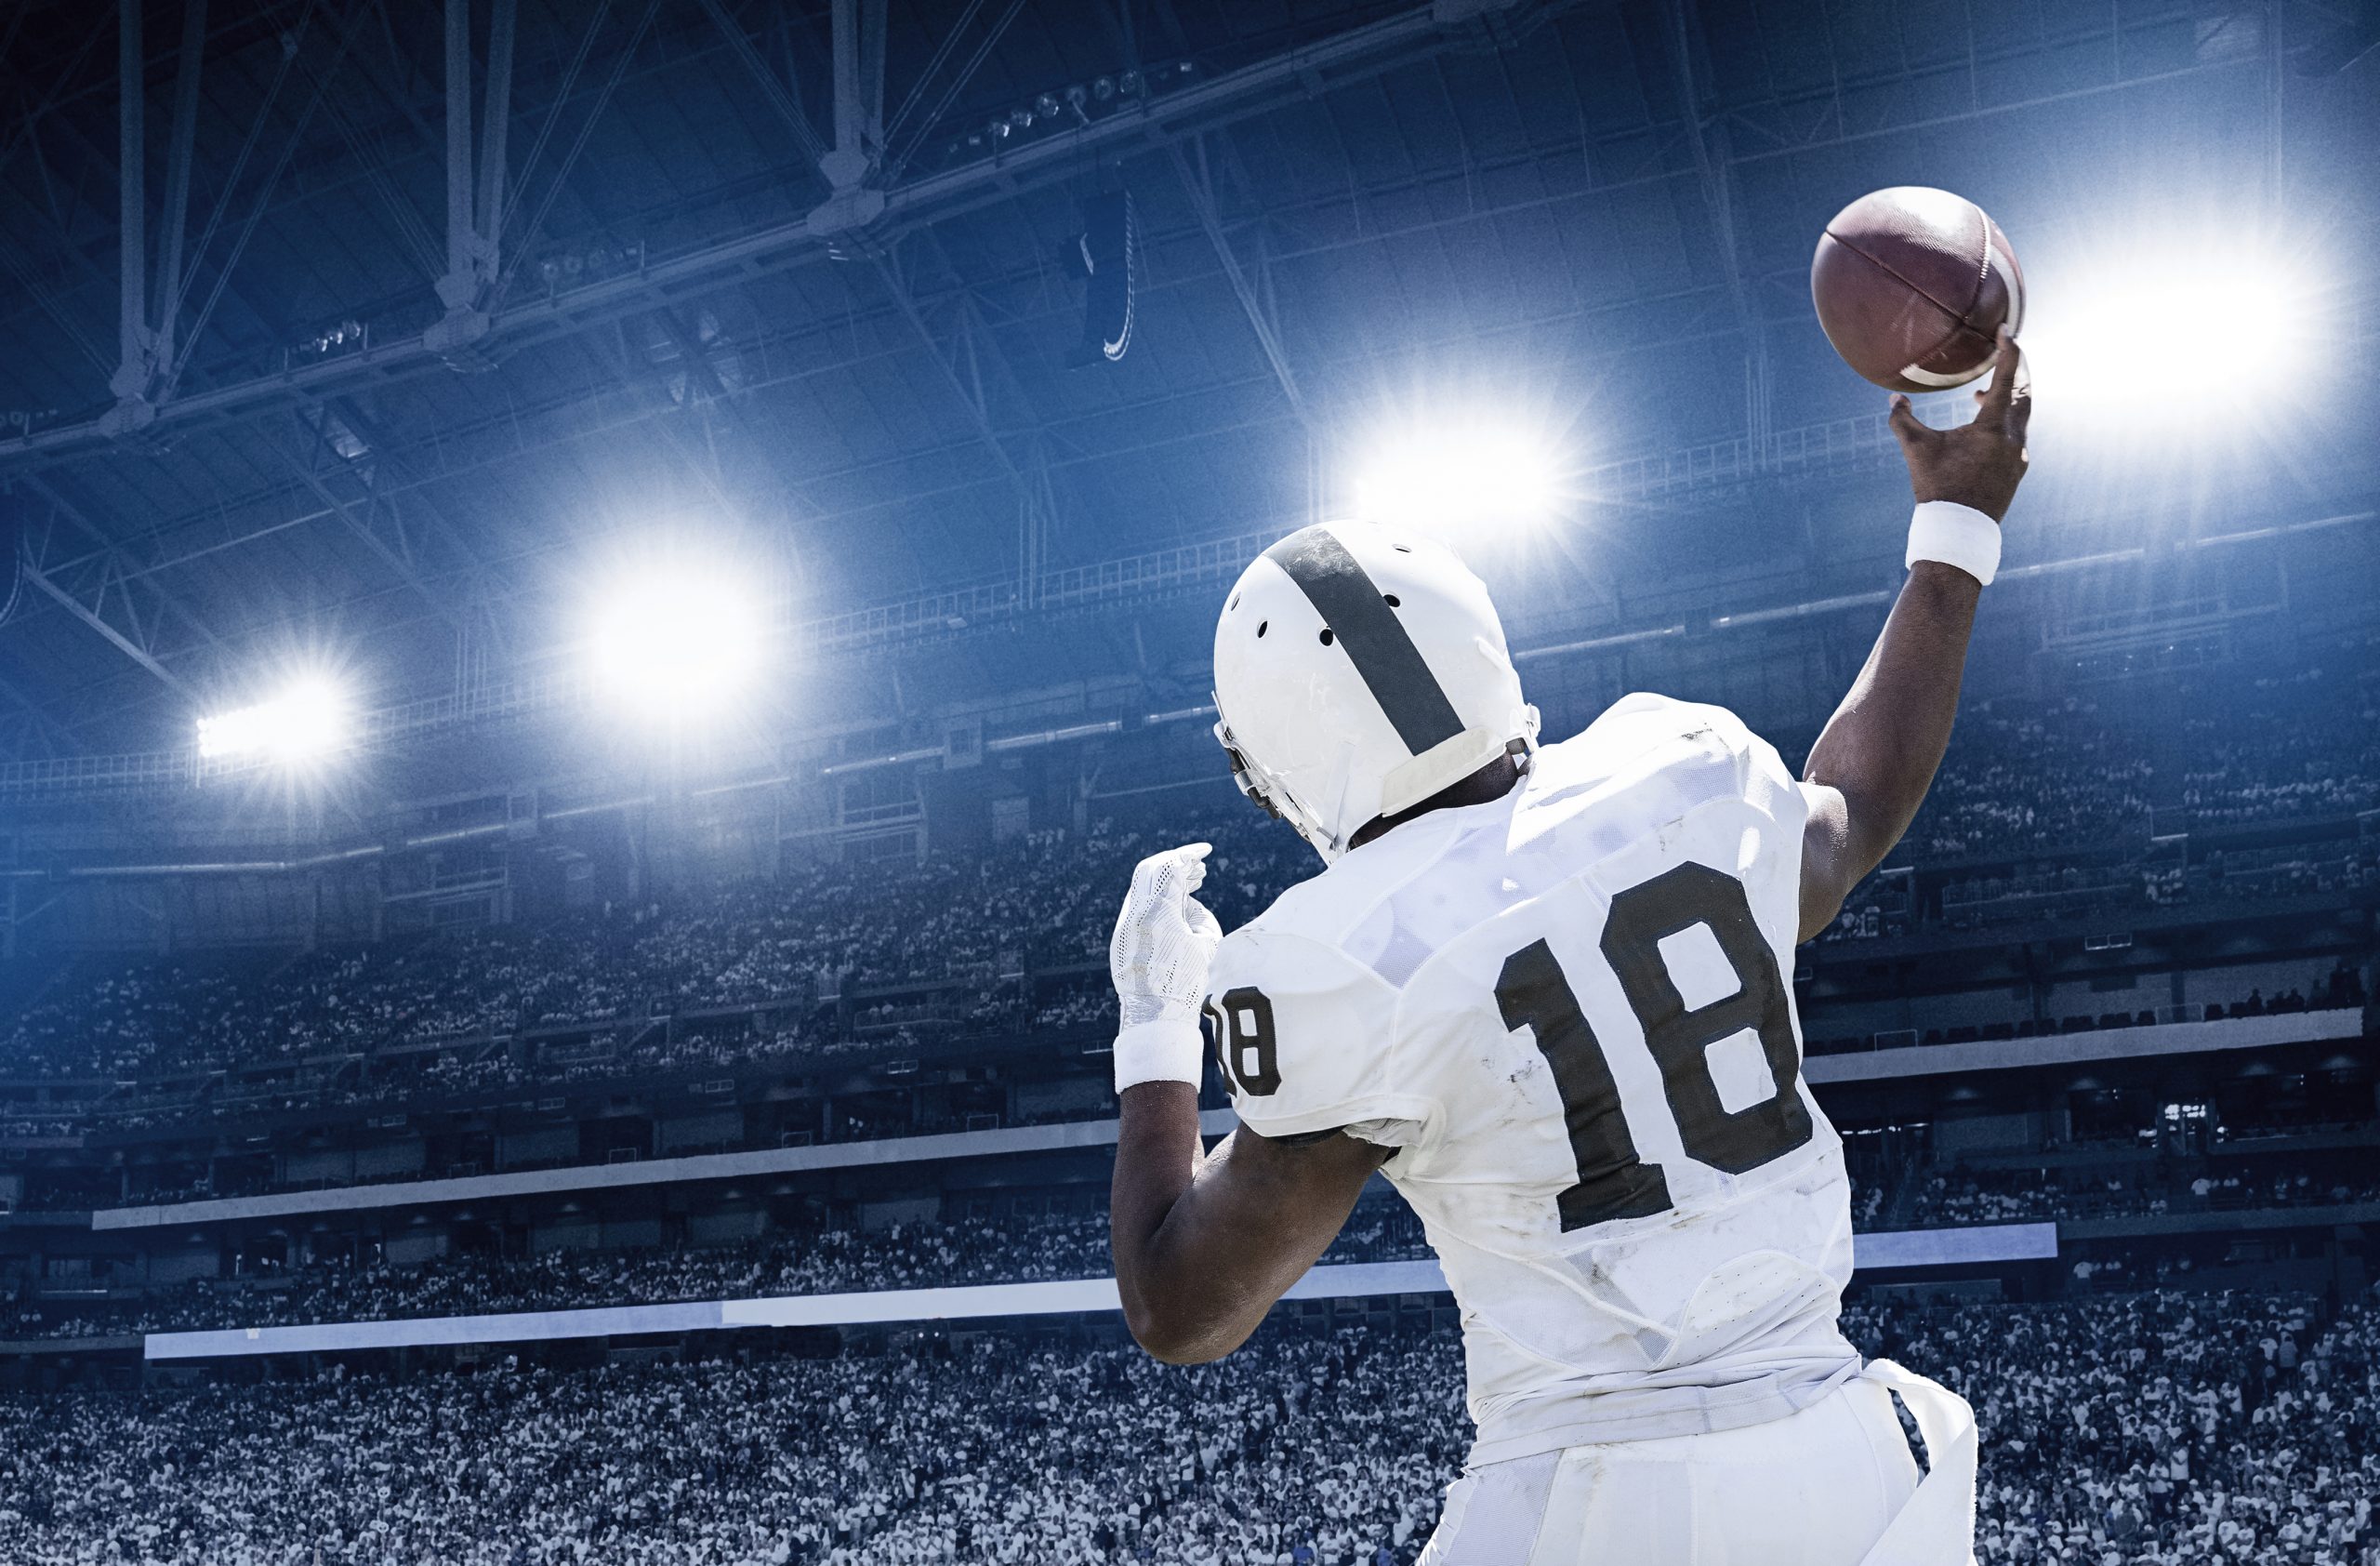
1114, 1019, 1206, 1094
1906, 500, 2001, 587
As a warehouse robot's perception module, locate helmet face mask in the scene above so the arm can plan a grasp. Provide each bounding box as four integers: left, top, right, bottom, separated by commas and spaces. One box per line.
1211, 523, 1539, 865
1212, 709, 1337, 856
1212, 721, 1283, 822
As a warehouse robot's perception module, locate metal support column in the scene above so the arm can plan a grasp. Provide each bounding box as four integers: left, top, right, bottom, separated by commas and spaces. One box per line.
20, 563, 196, 700
104, 0, 159, 435
443, 0, 474, 288
115, 0, 145, 380
1669, 0, 1768, 466
426, 0, 501, 363
810, 0, 887, 232
476, 0, 517, 273
1170, 136, 1314, 431
152, 0, 208, 378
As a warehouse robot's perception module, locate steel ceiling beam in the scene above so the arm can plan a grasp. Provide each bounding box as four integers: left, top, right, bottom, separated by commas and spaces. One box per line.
1724, 49, 2256, 165
81, 250, 1742, 598
1167, 134, 1315, 432
112, 0, 150, 405
12, 473, 229, 683
268, 406, 473, 637
152, 0, 209, 376
0, 667, 87, 761
0, 8, 504, 664
0, 48, 297, 392
694, 0, 828, 167
871, 246, 1039, 504
584, 320, 746, 519
1663, 0, 1766, 458
7, 502, 2363, 795
640, 304, 833, 522
64, 113, 1687, 569
0, 0, 1526, 469
19, 561, 194, 701
0, 26, 115, 380
823, 0, 886, 190
1, 0, 2277, 612
151, 9, 358, 416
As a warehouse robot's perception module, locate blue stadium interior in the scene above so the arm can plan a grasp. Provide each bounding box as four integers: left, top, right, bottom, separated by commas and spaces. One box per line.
1, 0, 2377, 1560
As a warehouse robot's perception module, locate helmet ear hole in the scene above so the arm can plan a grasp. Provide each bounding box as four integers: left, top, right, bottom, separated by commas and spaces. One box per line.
1318, 629, 1335, 646
1382, 594, 1400, 608
1256, 620, 1267, 638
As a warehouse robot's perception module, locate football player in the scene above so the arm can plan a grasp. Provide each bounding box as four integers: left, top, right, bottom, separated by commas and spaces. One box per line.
1106, 329, 2031, 1565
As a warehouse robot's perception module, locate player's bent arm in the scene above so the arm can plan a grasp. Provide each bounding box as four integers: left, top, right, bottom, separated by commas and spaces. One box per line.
1798, 326, 2031, 944
1110, 1081, 1390, 1364
1796, 563, 1981, 942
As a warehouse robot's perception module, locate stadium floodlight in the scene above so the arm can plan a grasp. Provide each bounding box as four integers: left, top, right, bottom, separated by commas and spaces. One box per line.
195, 677, 353, 763
2023, 241, 2323, 417
584, 557, 769, 722
1349, 418, 1567, 537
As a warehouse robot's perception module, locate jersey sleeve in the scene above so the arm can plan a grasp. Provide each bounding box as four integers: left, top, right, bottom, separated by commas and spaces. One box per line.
1563, 693, 1806, 831
1204, 926, 1435, 1147
1697, 701, 1813, 835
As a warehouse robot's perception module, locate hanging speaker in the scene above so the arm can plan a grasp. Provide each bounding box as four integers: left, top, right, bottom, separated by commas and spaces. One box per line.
1064, 189, 1137, 367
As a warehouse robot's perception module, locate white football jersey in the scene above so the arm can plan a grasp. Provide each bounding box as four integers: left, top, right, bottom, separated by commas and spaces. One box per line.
1206, 693, 1859, 1465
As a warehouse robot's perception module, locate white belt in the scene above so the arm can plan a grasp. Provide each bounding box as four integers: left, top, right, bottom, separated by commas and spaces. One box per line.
1855, 1360, 1979, 1566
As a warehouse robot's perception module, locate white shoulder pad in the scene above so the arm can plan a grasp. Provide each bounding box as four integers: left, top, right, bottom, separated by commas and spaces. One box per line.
1553, 693, 1802, 820
1204, 925, 1433, 1146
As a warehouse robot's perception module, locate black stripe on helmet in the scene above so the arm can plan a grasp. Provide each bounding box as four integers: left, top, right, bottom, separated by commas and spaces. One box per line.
1263, 529, 1464, 755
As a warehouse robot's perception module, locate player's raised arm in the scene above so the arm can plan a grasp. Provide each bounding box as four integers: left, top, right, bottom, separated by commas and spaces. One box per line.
1104, 844, 1387, 1364
1797, 327, 2033, 943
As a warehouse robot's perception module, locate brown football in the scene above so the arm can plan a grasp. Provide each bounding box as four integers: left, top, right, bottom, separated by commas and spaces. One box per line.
1811, 187, 2025, 392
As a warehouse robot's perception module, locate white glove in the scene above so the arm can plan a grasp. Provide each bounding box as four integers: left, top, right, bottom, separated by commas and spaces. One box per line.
1108, 842, 1223, 1093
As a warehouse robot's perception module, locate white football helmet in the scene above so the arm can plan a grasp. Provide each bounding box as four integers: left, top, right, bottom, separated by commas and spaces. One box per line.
1212, 522, 1540, 863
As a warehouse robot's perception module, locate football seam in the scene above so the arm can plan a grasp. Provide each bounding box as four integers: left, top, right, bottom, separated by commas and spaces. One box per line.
1820, 227, 1967, 321
1820, 230, 1982, 371
1960, 199, 1991, 327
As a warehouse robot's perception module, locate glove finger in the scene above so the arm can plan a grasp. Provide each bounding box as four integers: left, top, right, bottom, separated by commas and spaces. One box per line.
1183, 896, 1223, 945
1130, 842, 1210, 901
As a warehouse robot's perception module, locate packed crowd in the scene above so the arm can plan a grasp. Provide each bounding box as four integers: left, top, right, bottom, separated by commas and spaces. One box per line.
19, 1148, 2380, 1345
1924, 845, 2380, 934
0, 1327, 1464, 1566
1847, 1291, 2380, 1565
1913, 698, 2159, 860
1803, 961, 2369, 1055
2175, 662, 2380, 827
0, 1290, 2374, 1564
3, 1207, 1436, 1342
1902, 1160, 2380, 1229
2, 670, 2374, 1113
0, 809, 1307, 1091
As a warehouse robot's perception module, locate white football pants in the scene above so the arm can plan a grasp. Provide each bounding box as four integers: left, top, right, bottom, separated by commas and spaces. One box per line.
1416, 1361, 1977, 1566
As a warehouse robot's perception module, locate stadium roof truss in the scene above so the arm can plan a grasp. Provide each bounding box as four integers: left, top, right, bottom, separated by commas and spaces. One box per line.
0, 0, 2349, 763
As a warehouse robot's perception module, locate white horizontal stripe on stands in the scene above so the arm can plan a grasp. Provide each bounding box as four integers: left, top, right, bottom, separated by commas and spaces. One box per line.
97, 1013, 2354, 1231
720, 1278, 1123, 1329
145, 1300, 729, 1359
97, 1015, 2355, 1232
1851, 1223, 2058, 1268
139, 1227, 2059, 1360
1802, 1011, 2359, 1085
94, 1108, 1241, 1231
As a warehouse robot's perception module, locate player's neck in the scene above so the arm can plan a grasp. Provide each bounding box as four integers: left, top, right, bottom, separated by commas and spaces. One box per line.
1347, 753, 1526, 851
